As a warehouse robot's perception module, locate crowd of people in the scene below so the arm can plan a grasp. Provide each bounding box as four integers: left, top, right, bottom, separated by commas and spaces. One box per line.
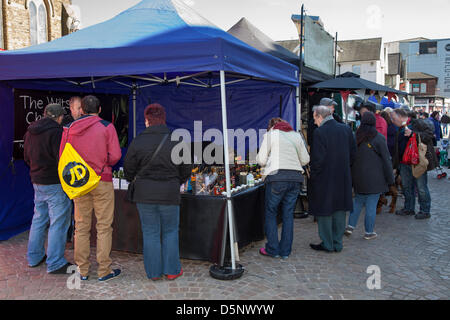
22, 94, 445, 282
256, 98, 443, 256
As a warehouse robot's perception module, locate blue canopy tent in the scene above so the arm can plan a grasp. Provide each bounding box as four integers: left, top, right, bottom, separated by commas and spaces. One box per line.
368, 96, 402, 109
0, 0, 298, 271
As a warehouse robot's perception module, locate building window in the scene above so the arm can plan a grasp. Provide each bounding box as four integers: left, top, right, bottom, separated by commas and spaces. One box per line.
420, 83, 427, 93
419, 41, 437, 55
29, 0, 48, 45
352, 65, 361, 75
0, 2, 3, 49
412, 83, 420, 93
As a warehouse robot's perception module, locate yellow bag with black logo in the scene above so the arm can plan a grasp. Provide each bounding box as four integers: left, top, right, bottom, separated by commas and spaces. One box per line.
58, 143, 101, 200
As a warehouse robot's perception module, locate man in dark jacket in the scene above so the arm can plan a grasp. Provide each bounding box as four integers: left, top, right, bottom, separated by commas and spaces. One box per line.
23, 104, 73, 274
391, 108, 437, 219
123, 103, 192, 280
309, 105, 356, 253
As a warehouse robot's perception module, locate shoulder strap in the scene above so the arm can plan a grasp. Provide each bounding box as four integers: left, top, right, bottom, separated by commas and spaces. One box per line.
135, 134, 169, 180
367, 142, 381, 158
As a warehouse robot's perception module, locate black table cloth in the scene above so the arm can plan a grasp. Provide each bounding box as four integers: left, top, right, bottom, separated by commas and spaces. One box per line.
90, 184, 266, 263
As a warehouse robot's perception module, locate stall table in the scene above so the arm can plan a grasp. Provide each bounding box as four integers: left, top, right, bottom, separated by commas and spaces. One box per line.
90, 184, 265, 263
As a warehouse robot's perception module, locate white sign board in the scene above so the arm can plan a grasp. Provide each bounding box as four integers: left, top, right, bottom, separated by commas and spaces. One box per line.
304, 16, 335, 76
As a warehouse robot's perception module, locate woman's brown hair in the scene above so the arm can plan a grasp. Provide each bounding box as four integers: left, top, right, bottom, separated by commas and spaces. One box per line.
267, 117, 282, 131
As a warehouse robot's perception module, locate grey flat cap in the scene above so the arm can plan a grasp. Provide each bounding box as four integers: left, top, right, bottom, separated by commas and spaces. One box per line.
44, 103, 66, 118
320, 97, 338, 107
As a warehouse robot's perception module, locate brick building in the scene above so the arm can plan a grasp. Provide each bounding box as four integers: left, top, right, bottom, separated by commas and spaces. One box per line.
406, 72, 446, 112
0, 0, 72, 50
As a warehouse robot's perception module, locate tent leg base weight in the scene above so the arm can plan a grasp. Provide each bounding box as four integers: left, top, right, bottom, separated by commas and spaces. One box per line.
209, 263, 244, 280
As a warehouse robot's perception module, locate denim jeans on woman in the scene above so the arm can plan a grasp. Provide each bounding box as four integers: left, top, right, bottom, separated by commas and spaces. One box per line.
398, 163, 431, 213
348, 193, 381, 234
136, 203, 181, 279
27, 184, 72, 273
264, 181, 301, 257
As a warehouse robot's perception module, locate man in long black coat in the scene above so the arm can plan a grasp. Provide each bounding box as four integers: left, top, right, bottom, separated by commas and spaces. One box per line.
309, 105, 356, 253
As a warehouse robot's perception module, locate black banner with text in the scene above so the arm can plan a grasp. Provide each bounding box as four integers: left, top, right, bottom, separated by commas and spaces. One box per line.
13, 89, 129, 159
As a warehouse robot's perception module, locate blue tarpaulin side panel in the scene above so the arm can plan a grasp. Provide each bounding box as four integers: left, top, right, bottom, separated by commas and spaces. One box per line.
135, 82, 296, 136
0, 85, 34, 240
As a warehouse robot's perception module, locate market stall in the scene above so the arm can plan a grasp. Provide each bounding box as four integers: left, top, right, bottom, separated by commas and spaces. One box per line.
310, 73, 408, 123
0, 0, 299, 276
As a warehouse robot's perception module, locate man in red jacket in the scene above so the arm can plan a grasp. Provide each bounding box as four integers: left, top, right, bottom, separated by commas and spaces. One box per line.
60, 95, 122, 282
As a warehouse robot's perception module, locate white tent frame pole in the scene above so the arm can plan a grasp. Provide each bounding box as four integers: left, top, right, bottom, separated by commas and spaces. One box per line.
124, 75, 163, 83
112, 80, 133, 89
138, 83, 163, 89
178, 81, 209, 88
80, 76, 116, 86
212, 78, 250, 88
167, 71, 210, 83
61, 79, 80, 86
191, 77, 208, 86
220, 70, 237, 270
296, 86, 301, 131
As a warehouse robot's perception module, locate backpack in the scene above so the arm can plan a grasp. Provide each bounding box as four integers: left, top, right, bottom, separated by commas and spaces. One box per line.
58, 142, 101, 200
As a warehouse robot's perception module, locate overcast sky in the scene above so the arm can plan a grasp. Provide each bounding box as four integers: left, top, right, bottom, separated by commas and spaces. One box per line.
71, 0, 450, 43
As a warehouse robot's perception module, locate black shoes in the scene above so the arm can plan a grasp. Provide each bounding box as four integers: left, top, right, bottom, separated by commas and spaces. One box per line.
309, 243, 334, 253
415, 212, 431, 220
49, 262, 73, 274
395, 209, 415, 216
396, 209, 431, 219
28, 255, 47, 268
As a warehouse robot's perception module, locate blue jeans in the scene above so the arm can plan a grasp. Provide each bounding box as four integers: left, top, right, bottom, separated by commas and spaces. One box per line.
264, 181, 301, 257
348, 193, 381, 234
27, 184, 72, 272
136, 203, 181, 279
399, 164, 431, 213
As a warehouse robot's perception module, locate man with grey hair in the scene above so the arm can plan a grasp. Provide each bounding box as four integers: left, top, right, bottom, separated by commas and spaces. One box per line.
23, 104, 73, 274
319, 98, 343, 124
313, 105, 333, 119
309, 105, 356, 252
62, 96, 83, 126
308, 98, 343, 147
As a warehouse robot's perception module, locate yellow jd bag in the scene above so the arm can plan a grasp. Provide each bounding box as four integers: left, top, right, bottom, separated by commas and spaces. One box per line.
58, 143, 101, 200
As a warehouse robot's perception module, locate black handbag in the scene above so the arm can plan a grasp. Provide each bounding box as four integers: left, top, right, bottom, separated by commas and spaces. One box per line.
126, 134, 169, 202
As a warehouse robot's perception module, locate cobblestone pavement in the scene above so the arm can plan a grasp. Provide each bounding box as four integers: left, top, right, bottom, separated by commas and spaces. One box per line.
1, 168, 449, 300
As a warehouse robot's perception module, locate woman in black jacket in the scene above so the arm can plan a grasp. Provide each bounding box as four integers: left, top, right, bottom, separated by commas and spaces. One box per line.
124, 104, 192, 281
345, 112, 394, 240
